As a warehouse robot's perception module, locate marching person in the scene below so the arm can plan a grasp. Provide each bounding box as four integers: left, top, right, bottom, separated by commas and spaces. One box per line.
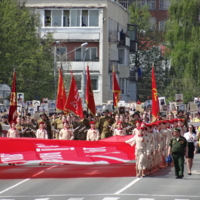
168, 128, 188, 179
113, 121, 126, 136
59, 121, 74, 140
86, 121, 100, 141
7, 121, 20, 138
125, 127, 150, 177
36, 121, 48, 139
184, 125, 197, 175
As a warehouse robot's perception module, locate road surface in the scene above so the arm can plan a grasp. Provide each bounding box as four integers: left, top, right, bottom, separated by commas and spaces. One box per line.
0, 154, 200, 200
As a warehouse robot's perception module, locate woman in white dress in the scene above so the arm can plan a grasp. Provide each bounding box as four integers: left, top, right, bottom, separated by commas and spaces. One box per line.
184, 125, 197, 175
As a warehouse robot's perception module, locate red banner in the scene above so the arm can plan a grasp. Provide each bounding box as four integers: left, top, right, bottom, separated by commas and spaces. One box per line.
113, 70, 121, 108
8, 71, 17, 123
86, 66, 96, 116
56, 68, 67, 111
151, 67, 159, 122
64, 72, 83, 118
0, 136, 135, 165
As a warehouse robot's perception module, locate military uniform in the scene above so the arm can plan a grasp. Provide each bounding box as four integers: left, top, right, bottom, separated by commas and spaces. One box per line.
86, 128, 100, 141
59, 128, 74, 140
7, 128, 20, 138
53, 118, 63, 139
98, 115, 114, 139
169, 133, 187, 178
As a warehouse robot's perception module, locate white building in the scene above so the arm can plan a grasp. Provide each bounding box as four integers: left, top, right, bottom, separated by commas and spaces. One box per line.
23, 0, 137, 104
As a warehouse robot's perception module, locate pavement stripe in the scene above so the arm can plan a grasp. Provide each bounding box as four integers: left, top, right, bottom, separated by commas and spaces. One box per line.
35, 198, 50, 200
0, 178, 30, 195
102, 198, 119, 200
174, 199, 190, 200
114, 178, 141, 194
68, 198, 84, 200
138, 198, 155, 200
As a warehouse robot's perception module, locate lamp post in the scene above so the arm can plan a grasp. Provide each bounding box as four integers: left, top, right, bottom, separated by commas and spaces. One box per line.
54, 42, 88, 101
81, 48, 89, 105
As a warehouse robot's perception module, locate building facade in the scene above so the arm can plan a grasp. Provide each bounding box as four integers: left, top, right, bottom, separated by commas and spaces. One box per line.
119, 0, 170, 31
23, 0, 137, 105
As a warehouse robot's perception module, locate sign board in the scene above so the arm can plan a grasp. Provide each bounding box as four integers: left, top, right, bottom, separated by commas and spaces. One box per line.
32, 100, 40, 108
17, 93, 24, 102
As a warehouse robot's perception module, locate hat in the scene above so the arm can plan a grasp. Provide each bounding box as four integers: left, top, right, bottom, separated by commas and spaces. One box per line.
10, 120, 16, 124
136, 120, 142, 124
168, 120, 174, 124
63, 120, 69, 124
160, 120, 166, 124
145, 123, 152, 127
173, 118, 179, 122
177, 118, 184, 122
39, 121, 45, 125
40, 112, 47, 117
138, 127, 146, 130
89, 121, 95, 125
132, 111, 140, 117
103, 109, 109, 113
117, 121, 123, 124
174, 128, 181, 132
178, 110, 184, 114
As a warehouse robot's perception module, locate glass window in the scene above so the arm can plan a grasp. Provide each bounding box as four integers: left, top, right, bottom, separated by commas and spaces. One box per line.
57, 47, 67, 61
71, 10, 80, 27
75, 48, 81, 61
120, 78, 125, 94
89, 10, 99, 26
52, 10, 61, 27
74, 75, 82, 90
63, 10, 70, 27
91, 48, 97, 60
91, 76, 98, 90
45, 10, 51, 27
159, 21, 166, 31
82, 10, 88, 26
118, 49, 125, 64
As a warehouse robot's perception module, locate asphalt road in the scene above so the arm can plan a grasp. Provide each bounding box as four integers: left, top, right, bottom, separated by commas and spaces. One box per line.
0, 154, 200, 200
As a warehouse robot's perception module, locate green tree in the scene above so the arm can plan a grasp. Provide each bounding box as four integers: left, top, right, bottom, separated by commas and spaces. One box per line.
129, 3, 169, 101
0, 0, 54, 101
165, 0, 200, 103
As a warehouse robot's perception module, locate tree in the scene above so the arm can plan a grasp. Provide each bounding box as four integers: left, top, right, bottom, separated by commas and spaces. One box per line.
165, 0, 200, 103
0, 0, 54, 101
129, 3, 170, 101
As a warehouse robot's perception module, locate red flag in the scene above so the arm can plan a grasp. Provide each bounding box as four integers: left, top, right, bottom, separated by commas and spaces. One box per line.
113, 70, 121, 108
86, 66, 96, 116
8, 71, 17, 123
151, 67, 159, 122
56, 68, 67, 111
64, 72, 83, 118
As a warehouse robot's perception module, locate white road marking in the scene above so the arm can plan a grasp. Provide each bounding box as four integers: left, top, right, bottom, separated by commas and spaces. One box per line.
0, 179, 30, 195
102, 198, 119, 200
174, 199, 190, 200
114, 178, 141, 194
35, 198, 50, 200
68, 198, 84, 200
138, 198, 155, 200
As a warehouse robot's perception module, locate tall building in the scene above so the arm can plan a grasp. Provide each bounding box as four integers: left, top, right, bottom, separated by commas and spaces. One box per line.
23, 0, 137, 105
119, 0, 170, 31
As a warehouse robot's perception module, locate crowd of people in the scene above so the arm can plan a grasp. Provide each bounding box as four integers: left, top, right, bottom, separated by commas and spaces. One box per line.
0, 109, 199, 178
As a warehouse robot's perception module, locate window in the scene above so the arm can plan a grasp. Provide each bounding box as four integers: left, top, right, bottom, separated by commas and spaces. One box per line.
82, 10, 88, 26
159, 0, 170, 10
45, 10, 51, 27
120, 78, 126, 95
110, 75, 113, 91
75, 47, 98, 61
91, 76, 98, 90
150, 17, 156, 30
63, 10, 70, 27
57, 47, 67, 61
52, 10, 62, 27
159, 21, 166, 31
140, 0, 156, 10
44, 9, 99, 27
118, 49, 125, 64
89, 10, 99, 26
71, 10, 81, 27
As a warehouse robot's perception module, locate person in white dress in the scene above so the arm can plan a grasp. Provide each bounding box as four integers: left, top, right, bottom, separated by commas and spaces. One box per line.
7, 121, 20, 138
184, 125, 197, 175
86, 121, 100, 141
59, 121, 74, 140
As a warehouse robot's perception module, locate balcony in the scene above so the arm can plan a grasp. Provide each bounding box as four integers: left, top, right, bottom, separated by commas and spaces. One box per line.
108, 60, 119, 73
109, 31, 120, 43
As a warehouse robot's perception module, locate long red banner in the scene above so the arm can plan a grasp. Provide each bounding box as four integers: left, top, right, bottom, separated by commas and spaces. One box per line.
0, 136, 135, 165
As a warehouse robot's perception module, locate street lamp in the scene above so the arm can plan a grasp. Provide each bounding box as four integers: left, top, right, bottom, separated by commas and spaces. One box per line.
81, 48, 89, 105
54, 42, 88, 101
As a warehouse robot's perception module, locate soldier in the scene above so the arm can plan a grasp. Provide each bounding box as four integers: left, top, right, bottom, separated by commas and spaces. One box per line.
36, 121, 48, 139
168, 128, 188, 179
177, 110, 188, 128
129, 112, 140, 129
21, 118, 36, 138
113, 121, 126, 136
98, 109, 114, 139
177, 118, 187, 136
0, 118, 2, 137
125, 127, 150, 177
37, 113, 52, 139
7, 121, 20, 138
86, 121, 100, 141
111, 114, 120, 132
59, 121, 74, 140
